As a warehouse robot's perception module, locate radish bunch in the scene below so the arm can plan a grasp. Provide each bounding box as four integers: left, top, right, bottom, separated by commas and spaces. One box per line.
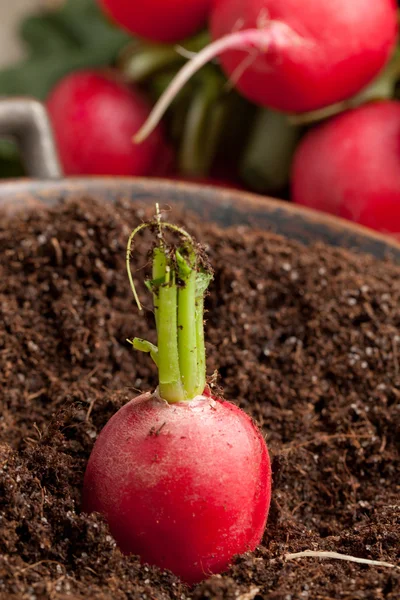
83, 217, 272, 584
134, 0, 398, 141
45, 0, 399, 233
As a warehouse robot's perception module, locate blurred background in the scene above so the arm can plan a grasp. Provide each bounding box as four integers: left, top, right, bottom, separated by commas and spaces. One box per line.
0, 1, 62, 67
0, 0, 398, 237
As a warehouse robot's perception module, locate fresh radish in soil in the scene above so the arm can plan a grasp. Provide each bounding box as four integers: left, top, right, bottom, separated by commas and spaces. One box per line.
134, 0, 398, 142
291, 101, 400, 236
98, 0, 212, 43
47, 70, 166, 176
83, 213, 272, 584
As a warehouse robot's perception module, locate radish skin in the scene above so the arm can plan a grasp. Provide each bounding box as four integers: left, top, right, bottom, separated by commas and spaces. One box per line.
98, 0, 212, 43
47, 70, 165, 176
212, 0, 398, 112
83, 391, 271, 584
291, 101, 400, 235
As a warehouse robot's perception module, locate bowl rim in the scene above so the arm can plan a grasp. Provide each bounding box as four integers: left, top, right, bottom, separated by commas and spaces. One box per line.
1, 175, 399, 254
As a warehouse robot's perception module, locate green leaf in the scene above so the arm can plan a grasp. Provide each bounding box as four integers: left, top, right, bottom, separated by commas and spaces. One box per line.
128, 338, 159, 366
145, 276, 166, 292
0, 0, 130, 100
196, 272, 212, 298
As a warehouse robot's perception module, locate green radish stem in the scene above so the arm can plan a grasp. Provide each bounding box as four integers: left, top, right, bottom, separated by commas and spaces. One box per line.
156, 264, 185, 402
177, 249, 198, 398
195, 284, 206, 394
126, 209, 212, 403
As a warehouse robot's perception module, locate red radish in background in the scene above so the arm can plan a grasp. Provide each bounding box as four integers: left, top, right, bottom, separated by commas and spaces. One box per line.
291, 101, 400, 236
83, 218, 272, 584
98, 0, 212, 43
211, 0, 398, 112
134, 0, 398, 142
47, 70, 166, 176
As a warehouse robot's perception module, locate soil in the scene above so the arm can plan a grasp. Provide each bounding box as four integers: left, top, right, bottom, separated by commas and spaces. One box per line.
0, 197, 399, 600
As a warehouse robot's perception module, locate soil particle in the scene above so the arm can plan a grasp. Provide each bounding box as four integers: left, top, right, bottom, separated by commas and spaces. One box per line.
0, 198, 399, 599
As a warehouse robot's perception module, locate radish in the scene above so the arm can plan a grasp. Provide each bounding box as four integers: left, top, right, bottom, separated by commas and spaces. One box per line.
47, 70, 166, 176
291, 101, 400, 236
82, 215, 272, 584
98, 0, 212, 43
134, 0, 397, 142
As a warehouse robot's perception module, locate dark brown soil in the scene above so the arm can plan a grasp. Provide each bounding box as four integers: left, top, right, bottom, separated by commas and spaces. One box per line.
0, 197, 399, 600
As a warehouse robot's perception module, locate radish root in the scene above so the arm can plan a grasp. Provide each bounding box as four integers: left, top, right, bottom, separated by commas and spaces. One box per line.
175, 45, 198, 60
134, 23, 309, 143
283, 550, 399, 569
236, 587, 260, 600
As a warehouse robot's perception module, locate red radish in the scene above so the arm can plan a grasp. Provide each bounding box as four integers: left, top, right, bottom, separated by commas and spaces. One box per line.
134, 0, 397, 142
291, 101, 400, 236
97, 0, 212, 43
211, 0, 398, 112
47, 70, 165, 176
83, 392, 270, 584
83, 218, 272, 584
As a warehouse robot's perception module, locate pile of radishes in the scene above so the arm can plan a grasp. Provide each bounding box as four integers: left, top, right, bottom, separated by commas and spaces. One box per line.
46, 0, 399, 235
